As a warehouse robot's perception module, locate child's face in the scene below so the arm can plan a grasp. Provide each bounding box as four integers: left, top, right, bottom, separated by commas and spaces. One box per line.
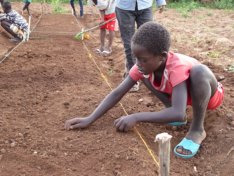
132, 44, 163, 75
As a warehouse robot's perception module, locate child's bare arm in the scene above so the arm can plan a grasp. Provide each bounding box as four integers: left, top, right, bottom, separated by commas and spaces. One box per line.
99, 10, 105, 21
114, 81, 188, 132
142, 78, 171, 107
64, 76, 136, 130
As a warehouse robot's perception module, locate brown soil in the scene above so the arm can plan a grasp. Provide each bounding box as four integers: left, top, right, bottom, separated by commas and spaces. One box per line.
0, 3, 234, 176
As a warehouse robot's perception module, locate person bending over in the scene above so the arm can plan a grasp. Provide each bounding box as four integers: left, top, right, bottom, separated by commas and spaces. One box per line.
0, 1, 28, 42
65, 22, 224, 159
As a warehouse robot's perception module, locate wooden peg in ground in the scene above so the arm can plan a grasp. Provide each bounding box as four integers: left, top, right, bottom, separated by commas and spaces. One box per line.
155, 133, 172, 176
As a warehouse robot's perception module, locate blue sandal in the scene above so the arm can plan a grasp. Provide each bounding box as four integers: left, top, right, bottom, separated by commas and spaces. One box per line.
168, 120, 187, 126
174, 138, 200, 159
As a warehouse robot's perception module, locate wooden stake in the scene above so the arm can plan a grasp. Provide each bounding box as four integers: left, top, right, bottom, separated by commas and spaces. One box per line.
155, 133, 172, 176
26, 15, 31, 41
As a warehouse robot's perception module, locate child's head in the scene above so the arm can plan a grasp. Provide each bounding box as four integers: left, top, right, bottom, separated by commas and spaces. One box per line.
131, 22, 171, 75
2, 1, 11, 13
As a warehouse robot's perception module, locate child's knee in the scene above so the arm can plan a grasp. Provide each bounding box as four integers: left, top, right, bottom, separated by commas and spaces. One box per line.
190, 65, 217, 87
190, 65, 206, 77
1, 20, 7, 28
190, 65, 210, 83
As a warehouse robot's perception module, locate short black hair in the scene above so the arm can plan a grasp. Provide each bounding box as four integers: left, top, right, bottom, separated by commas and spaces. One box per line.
132, 22, 171, 56
2, 1, 11, 12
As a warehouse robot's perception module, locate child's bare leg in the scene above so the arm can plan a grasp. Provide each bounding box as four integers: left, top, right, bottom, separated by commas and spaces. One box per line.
107, 30, 114, 52
27, 6, 30, 16
23, 2, 30, 15
99, 28, 106, 51
70, 0, 77, 16
176, 64, 218, 155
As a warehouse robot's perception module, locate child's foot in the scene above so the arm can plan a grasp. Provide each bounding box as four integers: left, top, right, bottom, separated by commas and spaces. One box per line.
174, 130, 206, 158
95, 48, 104, 54
168, 116, 187, 126
130, 81, 140, 92
102, 48, 112, 56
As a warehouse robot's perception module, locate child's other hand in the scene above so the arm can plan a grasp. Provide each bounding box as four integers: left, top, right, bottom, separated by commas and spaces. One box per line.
114, 115, 137, 132
64, 117, 92, 130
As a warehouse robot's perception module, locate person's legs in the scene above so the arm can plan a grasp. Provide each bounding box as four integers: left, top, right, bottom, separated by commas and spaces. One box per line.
26, 2, 31, 15
99, 28, 106, 51
102, 29, 114, 56
102, 13, 116, 56
135, 7, 153, 29
107, 30, 114, 51
22, 3, 27, 11
78, 0, 83, 17
23, 2, 30, 15
70, 0, 77, 16
116, 7, 136, 73
1, 20, 19, 39
175, 64, 218, 156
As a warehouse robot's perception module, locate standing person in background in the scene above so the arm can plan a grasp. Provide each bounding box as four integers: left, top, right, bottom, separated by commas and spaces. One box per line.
70, 0, 84, 18
116, 0, 166, 91
22, 0, 32, 16
92, 0, 116, 56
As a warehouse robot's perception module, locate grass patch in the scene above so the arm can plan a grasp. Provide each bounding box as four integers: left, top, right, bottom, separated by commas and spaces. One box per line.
225, 65, 234, 72
107, 68, 114, 76
51, 0, 69, 13
210, 0, 234, 9
22, 0, 88, 4
168, 0, 203, 17
207, 50, 221, 58
168, 0, 234, 16
206, 12, 213, 16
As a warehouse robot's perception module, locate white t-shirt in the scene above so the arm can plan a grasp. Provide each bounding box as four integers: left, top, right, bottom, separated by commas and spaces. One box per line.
97, 0, 116, 15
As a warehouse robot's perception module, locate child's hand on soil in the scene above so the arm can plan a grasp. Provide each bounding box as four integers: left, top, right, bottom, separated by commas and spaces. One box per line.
114, 115, 137, 132
64, 117, 92, 130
